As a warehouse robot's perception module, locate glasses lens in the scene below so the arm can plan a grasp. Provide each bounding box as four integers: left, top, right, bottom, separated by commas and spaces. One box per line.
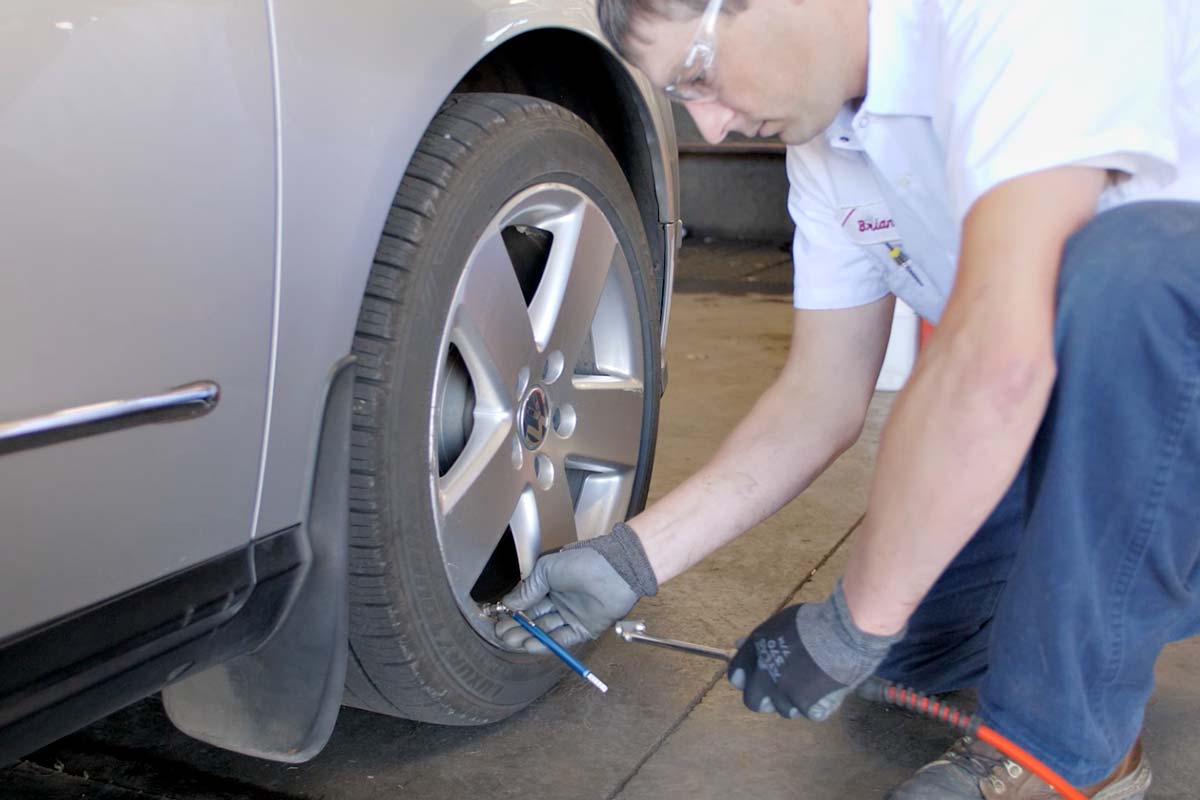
664, 47, 715, 102
665, 82, 715, 103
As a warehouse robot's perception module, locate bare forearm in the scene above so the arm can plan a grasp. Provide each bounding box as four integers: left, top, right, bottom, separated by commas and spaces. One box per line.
629, 300, 894, 586
842, 334, 1055, 634
632, 377, 860, 584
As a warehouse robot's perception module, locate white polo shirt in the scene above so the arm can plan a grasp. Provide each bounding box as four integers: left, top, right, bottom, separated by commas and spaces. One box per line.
788, 0, 1200, 322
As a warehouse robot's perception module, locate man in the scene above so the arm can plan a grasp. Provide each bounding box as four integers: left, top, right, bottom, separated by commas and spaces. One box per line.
496, 0, 1200, 796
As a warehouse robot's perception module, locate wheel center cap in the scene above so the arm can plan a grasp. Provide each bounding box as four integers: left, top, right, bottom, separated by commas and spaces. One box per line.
519, 386, 550, 451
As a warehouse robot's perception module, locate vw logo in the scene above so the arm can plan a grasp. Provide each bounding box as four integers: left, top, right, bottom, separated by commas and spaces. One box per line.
520, 387, 550, 450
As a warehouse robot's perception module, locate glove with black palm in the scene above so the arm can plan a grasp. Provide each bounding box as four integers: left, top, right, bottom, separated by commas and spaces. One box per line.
728, 580, 905, 721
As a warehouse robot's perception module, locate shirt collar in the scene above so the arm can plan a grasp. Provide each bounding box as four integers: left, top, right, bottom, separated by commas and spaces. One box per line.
823, 0, 936, 150
826, 104, 864, 151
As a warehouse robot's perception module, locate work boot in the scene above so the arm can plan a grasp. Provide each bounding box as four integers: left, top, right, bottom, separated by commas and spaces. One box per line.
883, 735, 1151, 799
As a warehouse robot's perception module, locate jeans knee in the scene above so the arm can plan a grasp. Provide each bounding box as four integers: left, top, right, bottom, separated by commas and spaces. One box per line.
1056, 201, 1200, 347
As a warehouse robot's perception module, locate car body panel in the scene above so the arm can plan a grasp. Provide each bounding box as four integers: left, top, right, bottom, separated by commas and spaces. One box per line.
253, 0, 679, 537
0, 0, 275, 641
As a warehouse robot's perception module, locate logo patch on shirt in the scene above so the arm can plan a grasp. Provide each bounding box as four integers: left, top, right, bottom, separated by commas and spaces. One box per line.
840, 203, 898, 245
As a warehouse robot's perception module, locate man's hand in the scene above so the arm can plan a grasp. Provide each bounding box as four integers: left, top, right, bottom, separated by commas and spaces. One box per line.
728, 580, 904, 720
496, 522, 658, 652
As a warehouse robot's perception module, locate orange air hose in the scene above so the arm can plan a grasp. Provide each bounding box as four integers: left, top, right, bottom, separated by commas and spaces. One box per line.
863, 679, 1088, 800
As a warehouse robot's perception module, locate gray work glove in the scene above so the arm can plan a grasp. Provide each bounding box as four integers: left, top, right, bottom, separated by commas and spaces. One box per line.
496, 522, 658, 653
728, 580, 905, 721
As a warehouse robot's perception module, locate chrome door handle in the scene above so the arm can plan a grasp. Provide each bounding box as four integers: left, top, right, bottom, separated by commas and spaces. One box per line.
0, 381, 219, 456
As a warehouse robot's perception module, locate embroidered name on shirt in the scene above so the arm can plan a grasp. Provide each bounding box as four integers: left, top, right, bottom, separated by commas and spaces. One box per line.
840, 202, 899, 246
858, 217, 895, 233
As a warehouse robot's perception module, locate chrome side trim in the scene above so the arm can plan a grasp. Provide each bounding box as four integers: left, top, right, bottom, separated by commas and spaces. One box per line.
0, 381, 220, 456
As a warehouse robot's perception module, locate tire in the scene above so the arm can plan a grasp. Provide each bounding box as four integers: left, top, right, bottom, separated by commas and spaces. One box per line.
345, 93, 662, 724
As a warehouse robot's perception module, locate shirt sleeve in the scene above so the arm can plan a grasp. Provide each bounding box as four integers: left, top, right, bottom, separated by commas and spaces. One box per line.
787, 143, 891, 310
937, 0, 1179, 221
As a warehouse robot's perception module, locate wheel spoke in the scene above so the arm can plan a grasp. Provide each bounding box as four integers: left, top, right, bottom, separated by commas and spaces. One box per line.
508, 477, 581, 576
574, 471, 635, 541
507, 488, 542, 577
556, 376, 644, 469
530, 199, 619, 366
535, 476, 580, 554
438, 415, 525, 596
451, 223, 537, 409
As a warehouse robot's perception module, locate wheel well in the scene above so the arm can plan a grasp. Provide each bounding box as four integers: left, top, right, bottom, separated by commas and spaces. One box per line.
453, 29, 668, 309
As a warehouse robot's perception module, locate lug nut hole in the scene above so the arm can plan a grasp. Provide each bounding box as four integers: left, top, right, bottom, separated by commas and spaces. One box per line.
553, 404, 576, 438
534, 454, 554, 490
543, 351, 565, 384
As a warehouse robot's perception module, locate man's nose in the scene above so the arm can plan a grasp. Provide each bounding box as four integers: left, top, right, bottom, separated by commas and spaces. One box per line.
682, 100, 737, 145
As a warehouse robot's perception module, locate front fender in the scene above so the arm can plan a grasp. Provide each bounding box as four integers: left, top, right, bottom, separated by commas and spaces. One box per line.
254, 0, 678, 536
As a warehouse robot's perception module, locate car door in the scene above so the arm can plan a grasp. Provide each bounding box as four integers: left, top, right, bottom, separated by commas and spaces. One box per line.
0, 1, 276, 642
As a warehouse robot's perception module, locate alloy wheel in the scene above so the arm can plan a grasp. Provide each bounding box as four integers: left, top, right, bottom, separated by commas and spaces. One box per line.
431, 184, 648, 639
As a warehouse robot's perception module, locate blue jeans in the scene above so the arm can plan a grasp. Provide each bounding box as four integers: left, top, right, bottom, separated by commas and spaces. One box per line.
876, 201, 1200, 786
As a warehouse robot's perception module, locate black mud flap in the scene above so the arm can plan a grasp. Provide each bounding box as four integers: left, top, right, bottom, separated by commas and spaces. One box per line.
161, 355, 356, 762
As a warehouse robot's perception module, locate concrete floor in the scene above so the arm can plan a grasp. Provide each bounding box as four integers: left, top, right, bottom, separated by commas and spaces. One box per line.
6, 242, 1198, 799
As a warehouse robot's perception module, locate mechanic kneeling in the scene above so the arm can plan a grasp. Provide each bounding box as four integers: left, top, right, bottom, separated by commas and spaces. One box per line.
498, 0, 1199, 797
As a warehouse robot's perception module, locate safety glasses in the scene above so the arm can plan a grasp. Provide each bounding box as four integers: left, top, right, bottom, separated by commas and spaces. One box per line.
662, 0, 725, 103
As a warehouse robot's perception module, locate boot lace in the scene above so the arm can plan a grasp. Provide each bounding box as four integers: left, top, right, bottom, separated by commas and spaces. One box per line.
935, 737, 1025, 795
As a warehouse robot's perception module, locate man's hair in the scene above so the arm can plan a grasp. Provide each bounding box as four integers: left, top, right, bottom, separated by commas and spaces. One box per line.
597, 0, 748, 61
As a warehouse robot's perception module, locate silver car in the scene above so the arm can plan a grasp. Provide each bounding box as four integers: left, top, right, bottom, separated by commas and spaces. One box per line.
0, 0, 679, 763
